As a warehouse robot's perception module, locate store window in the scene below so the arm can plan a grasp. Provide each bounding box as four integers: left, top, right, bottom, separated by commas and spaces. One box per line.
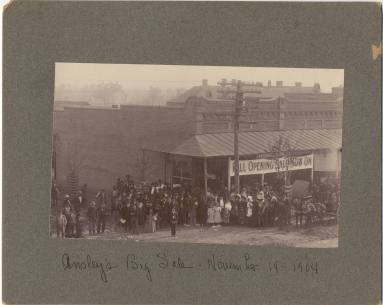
172, 156, 192, 186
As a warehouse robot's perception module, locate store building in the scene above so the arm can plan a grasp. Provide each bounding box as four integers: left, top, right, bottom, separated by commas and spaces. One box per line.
146, 128, 341, 194
53, 80, 343, 193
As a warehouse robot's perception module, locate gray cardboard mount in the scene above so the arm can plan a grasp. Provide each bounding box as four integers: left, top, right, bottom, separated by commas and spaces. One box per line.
2, 1, 382, 305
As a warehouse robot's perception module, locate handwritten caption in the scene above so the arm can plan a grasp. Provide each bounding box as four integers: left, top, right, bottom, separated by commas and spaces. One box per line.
61, 252, 319, 283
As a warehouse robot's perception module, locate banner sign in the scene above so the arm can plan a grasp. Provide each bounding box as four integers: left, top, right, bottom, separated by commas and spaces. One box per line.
229, 154, 313, 176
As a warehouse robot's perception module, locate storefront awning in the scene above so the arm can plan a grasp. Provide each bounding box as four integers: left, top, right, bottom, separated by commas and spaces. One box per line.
166, 129, 342, 157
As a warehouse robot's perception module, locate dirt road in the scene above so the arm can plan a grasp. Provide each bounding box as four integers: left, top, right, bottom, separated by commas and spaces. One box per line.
84, 223, 338, 248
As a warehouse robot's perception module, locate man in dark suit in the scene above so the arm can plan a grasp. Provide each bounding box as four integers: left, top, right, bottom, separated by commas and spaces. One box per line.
97, 202, 107, 234
73, 191, 85, 238
130, 201, 139, 235
87, 201, 97, 235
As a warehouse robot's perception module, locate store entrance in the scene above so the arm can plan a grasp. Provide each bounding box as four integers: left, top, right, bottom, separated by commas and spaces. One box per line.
206, 157, 227, 195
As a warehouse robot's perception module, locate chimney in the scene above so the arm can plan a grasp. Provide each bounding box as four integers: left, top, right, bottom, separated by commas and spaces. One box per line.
202, 79, 209, 97
276, 81, 283, 87
295, 82, 302, 87
268, 80, 272, 87
332, 86, 343, 97
313, 83, 320, 93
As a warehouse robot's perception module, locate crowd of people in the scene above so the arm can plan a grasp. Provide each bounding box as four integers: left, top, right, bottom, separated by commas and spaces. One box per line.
52, 174, 340, 239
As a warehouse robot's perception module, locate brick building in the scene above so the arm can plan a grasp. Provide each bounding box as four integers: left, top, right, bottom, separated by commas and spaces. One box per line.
52, 80, 343, 194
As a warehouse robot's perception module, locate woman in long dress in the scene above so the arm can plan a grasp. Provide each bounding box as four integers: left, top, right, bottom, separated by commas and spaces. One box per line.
207, 205, 215, 226
213, 201, 222, 225
206, 193, 214, 226
246, 196, 253, 226
222, 200, 231, 225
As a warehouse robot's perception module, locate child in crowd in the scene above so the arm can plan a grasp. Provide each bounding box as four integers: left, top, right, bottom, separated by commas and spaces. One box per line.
170, 207, 178, 237
152, 209, 158, 233
120, 201, 129, 233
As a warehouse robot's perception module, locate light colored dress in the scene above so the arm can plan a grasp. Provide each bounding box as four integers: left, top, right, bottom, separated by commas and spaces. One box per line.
207, 207, 215, 224
151, 214, 157, 233
213, 206, 222, 224
246, 201, 253, 217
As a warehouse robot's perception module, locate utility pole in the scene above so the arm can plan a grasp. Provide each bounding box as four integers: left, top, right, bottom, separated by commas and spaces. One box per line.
233, 80, 243, 194
217, 79, 261, 194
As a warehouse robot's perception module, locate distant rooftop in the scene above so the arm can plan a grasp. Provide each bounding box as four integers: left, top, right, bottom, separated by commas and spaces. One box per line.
167, 79, 343, 106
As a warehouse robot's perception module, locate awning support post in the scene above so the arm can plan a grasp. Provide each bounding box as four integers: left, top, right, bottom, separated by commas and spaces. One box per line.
261, 173, 264, 188
310, 152, 314, 185
204, 157, 208, 198
310, 166, 314, 185
227, 157, 231, 194
170, 155, 174, 189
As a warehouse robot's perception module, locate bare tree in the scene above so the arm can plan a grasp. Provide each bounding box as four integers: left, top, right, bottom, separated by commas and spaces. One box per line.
64, 137, 88, 197
268, 136, 298, 192
60, 118, 95, 197
92, 82, 127, 105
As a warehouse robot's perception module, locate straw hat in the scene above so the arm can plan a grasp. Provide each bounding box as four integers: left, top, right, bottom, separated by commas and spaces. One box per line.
256, 191, 264, 200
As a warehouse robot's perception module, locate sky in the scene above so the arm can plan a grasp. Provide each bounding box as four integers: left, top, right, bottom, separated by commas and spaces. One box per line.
55, 63, 344, 93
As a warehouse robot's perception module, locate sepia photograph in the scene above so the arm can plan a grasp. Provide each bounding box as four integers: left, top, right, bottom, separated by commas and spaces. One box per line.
51, 64, 343, 248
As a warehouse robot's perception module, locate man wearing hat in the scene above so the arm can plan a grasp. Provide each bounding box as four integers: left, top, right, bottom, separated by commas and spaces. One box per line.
238, 195, 247, 225
230, 194, 241, 225
129, 200, 139, 235
269, 195, 278, 227
87, 200, 97, 235
96, 200, 107, 234
62, 195, 74, 237
293, 197, 303, 227
251, 194, 259, 227
73, 190, 85, 238
256, 191, 265, 227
